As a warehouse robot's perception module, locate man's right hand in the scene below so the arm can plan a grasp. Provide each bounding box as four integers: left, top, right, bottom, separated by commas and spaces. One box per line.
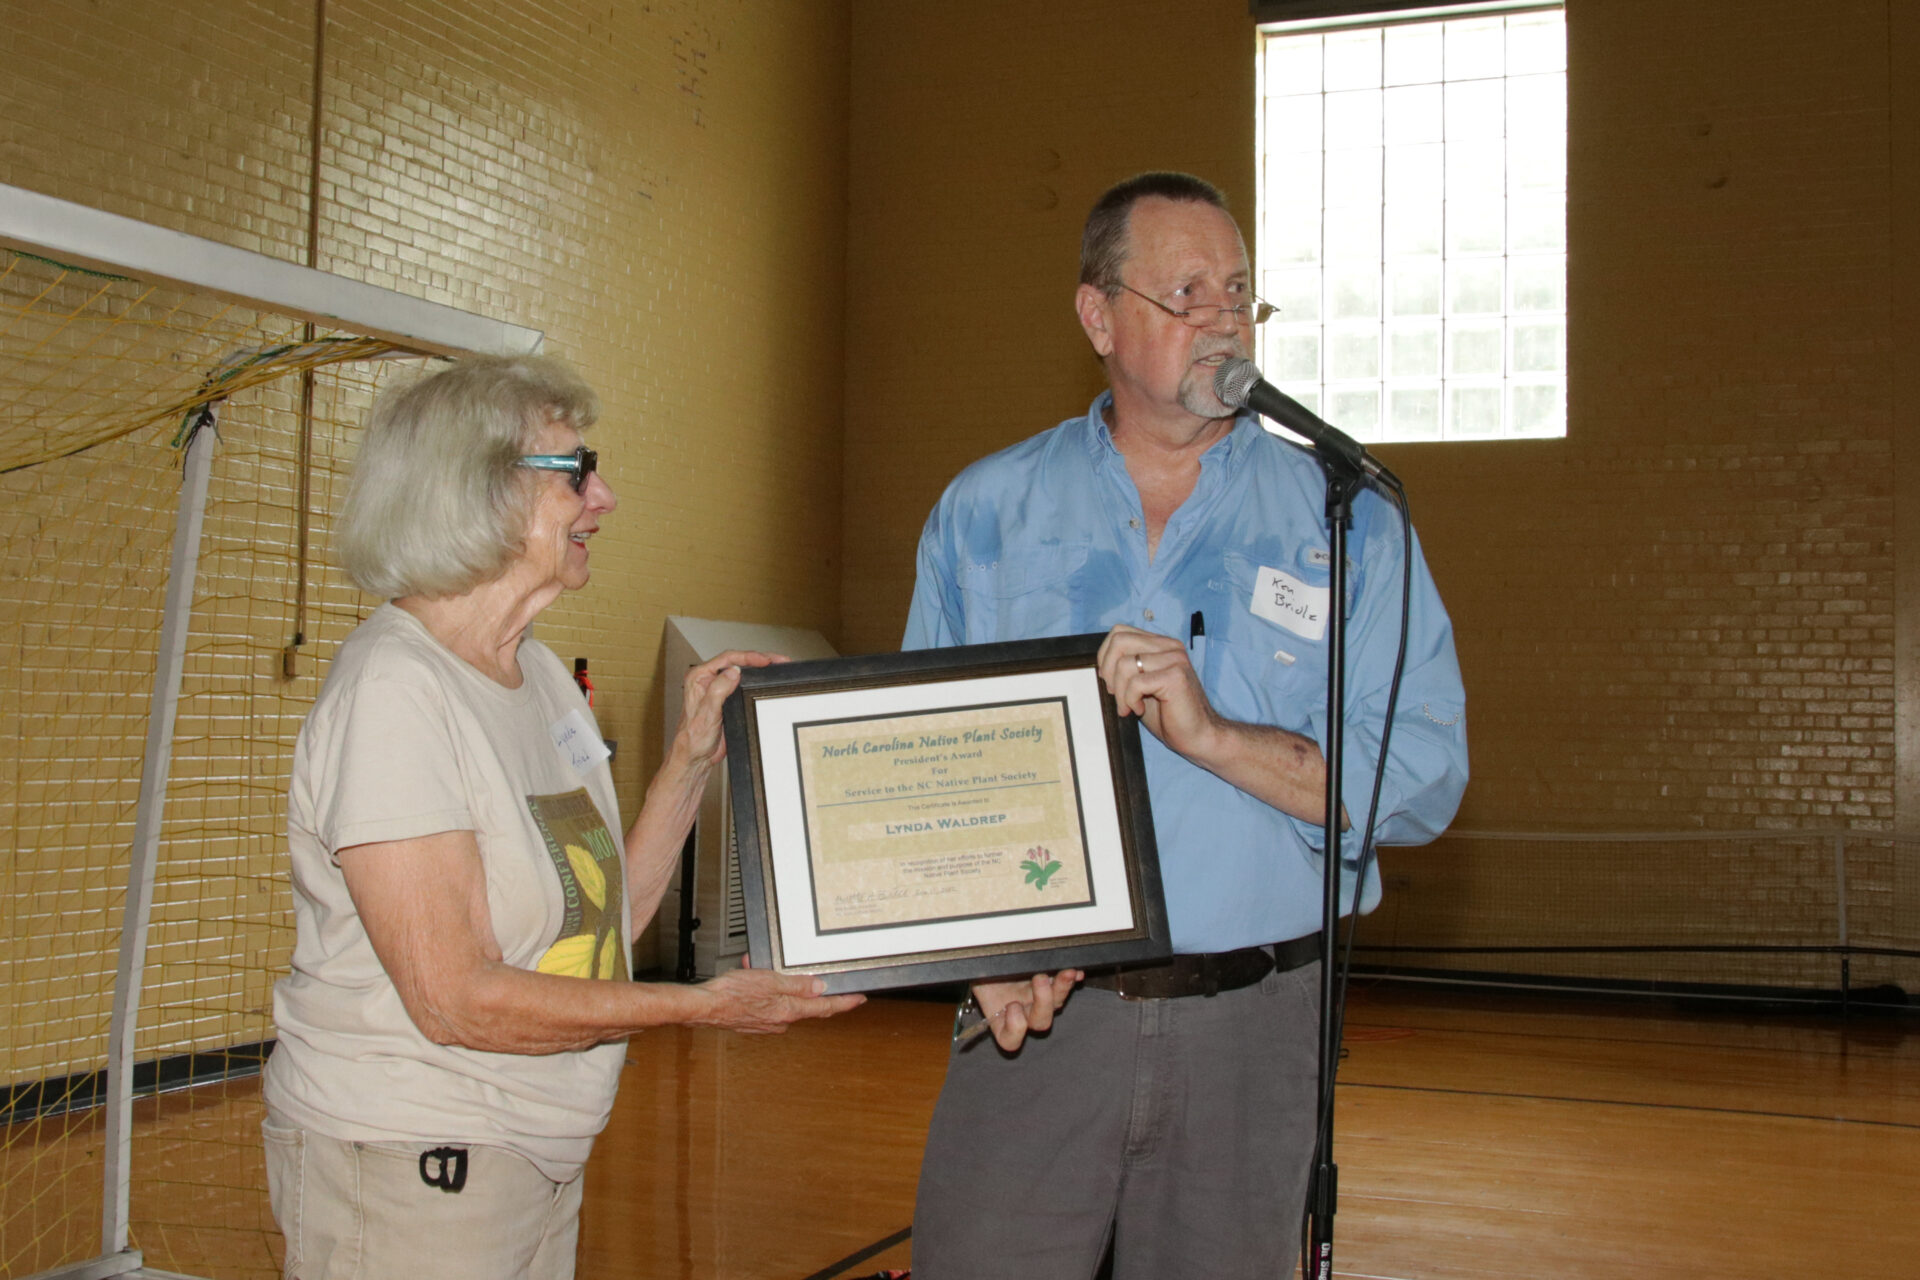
972, 970, 1083, 1051
690, 967, 865, 1034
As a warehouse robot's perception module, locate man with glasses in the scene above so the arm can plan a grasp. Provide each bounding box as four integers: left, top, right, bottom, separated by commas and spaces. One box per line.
904, 172, 1467, 1277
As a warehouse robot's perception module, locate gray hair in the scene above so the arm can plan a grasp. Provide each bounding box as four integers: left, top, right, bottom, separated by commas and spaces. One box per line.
339, 353, 599, 599
1079, 171, 1232, 297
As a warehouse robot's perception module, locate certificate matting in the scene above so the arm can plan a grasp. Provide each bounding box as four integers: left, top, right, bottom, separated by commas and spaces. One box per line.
722, 634, 1169, 993
795, 695, 1094, 934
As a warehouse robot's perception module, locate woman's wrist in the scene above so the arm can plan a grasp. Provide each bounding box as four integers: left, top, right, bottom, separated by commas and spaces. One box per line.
639, 749, 708, 834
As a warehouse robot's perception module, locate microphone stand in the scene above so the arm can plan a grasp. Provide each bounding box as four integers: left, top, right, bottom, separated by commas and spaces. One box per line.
1305, 449, 1365, 1280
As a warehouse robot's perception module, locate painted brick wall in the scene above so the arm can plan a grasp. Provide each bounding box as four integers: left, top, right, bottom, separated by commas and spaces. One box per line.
2, 3, 846, 1268
842, 0, 1259, 659
844, 0, 1904, 827
843, 0, 1916, 973
2, 0, 848, 964
0, 0, 1914, 1021
5, 0, 848, 769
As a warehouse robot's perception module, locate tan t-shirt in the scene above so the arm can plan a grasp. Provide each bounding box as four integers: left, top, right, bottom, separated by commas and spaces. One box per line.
264, 604, 629, 1180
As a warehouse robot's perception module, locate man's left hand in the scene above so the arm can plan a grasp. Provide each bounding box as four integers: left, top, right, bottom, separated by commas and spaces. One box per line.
1097, 623, 1221, 760
1097, 624, 1337, 827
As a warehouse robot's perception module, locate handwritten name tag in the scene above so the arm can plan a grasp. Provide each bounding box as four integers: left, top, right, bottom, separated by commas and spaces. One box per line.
550, 707, 612, 773
1250, 564, 1329, 642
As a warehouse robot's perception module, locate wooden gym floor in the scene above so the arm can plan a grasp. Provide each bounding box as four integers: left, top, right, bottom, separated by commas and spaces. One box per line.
584, 980, 1920, 1279
7, 981, 1918, 1279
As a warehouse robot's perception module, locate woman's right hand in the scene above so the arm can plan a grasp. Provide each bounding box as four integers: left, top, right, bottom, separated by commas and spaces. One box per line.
687, 967, 865, 1034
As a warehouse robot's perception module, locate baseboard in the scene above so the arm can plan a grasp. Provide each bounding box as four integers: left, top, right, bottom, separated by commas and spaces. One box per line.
1347, 964, 1915, 1011
2, 1040, 274, 1125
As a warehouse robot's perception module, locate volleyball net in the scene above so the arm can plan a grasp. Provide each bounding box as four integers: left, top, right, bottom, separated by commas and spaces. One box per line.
0, 184, 537, 1280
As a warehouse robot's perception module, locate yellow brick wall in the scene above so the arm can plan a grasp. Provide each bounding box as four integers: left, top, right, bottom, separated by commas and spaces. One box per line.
0, 0, 848, 1042
842, 0, 1259, 657
12, 0, 1908, 1269
2, 0, 1916, 1032
842, 1, 1916, 974
845, 0, 1910, 827
3, 3, 846, 1268
1894, 0, 1920, 952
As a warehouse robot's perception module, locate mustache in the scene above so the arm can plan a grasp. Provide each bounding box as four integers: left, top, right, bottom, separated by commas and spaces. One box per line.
1190, 334, 1249, 362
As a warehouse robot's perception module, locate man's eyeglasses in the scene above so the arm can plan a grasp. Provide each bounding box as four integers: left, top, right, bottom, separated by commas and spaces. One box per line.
518, 445, 598, 493
1117, 282, 1276, 329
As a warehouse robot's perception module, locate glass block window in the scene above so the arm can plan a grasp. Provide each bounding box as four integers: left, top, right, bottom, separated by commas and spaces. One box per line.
1257, 4, 1566, 442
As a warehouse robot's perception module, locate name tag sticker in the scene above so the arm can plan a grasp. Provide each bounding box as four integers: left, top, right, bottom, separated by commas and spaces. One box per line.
550, 707, 612, 772
1250, 565, 1330, 642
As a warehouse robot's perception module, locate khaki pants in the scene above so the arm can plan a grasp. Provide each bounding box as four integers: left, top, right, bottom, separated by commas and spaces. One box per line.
262, 1109, 583, 1280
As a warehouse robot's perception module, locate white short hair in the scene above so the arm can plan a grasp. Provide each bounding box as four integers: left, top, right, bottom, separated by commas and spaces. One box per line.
339, 354, 599, 599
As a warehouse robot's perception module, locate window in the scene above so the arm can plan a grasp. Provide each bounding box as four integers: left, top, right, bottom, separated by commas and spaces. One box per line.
1256, 3, 1566, 443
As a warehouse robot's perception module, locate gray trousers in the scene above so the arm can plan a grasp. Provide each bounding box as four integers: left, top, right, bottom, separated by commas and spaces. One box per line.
912, 961, 1322, 1280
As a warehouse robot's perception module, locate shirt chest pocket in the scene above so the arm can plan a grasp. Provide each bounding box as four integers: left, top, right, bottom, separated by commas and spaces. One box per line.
956, 541, 1089, 645
1205, 552, 1326, 729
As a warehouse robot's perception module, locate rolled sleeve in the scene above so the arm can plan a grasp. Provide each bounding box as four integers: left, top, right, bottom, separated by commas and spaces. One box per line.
1288, 517, 1468, 855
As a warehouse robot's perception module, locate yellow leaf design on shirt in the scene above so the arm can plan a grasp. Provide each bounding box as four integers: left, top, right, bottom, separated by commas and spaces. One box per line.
599, 930, 619, 981
537, 934, 598, 978
565, 843, 607, 910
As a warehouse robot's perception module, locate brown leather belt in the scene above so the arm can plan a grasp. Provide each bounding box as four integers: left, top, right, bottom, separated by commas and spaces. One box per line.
1083, 933, 1322, 1001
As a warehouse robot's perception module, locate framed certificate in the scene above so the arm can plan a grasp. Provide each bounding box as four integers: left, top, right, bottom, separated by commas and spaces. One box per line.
721, 634, 1169, 994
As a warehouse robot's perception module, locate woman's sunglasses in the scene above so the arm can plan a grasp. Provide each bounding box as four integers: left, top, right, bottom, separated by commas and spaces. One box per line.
517, 445, 598, 493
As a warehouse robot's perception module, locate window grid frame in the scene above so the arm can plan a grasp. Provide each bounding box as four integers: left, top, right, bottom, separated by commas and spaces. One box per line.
1256, 2, 1566, 445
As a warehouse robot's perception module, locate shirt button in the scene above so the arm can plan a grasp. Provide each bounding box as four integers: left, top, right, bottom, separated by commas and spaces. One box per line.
1128, 518, 1140, 529
1143, 609, 1155, 622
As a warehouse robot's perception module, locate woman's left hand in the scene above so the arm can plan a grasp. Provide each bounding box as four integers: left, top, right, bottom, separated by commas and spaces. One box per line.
627, 649, 786, 927
673, 649, 784, 765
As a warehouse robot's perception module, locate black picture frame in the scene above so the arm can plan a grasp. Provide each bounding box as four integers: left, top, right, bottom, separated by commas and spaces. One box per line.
721, 633, 1169, 994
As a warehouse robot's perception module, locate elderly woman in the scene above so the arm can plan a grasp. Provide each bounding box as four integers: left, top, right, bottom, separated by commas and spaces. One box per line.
261, 354, 861, 1280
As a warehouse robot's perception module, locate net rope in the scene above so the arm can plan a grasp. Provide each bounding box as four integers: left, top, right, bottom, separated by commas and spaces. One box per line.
2, 245, 421, 1279
1, 246, 401, 474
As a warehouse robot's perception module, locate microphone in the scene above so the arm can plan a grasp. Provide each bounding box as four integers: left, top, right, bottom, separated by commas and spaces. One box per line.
1213, 357, 1394, 484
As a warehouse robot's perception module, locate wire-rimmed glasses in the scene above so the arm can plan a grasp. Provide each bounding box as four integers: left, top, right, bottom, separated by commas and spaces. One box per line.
1117, 282, 1276, 328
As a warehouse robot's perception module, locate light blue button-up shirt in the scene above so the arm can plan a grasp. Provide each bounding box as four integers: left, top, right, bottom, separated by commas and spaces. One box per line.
903, 393, 1469, 953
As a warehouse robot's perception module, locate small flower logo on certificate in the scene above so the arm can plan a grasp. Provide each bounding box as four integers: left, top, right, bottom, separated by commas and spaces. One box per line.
1020, 848, 1063, 890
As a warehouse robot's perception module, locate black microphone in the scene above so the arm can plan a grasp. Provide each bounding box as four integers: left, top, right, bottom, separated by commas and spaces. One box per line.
1213, 357, 1394, 484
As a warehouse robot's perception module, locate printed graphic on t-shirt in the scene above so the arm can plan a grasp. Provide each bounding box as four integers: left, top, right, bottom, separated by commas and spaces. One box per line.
527, 788, 628, 980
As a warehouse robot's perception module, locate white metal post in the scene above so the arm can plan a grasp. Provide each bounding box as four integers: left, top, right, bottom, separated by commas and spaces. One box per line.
101, 413, 217, 1257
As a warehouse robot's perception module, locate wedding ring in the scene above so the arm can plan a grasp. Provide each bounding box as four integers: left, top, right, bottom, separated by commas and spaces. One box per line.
1135, 655, 1144, 673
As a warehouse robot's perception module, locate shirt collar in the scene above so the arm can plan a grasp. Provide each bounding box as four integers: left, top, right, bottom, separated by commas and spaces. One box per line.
1083, 392, 1120, 462
1080, 390, 1258, 470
